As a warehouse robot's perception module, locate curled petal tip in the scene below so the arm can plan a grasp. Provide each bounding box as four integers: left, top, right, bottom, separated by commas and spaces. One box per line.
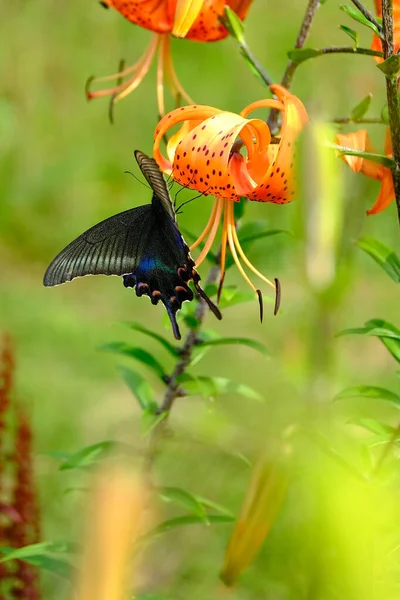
172, 0, 204, 37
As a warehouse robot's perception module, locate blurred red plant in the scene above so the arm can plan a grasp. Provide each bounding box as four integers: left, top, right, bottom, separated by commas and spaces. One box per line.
0, 336, 41, 599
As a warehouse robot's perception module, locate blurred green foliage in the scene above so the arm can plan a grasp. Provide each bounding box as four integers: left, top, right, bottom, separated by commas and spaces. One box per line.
1, 1, 400, 598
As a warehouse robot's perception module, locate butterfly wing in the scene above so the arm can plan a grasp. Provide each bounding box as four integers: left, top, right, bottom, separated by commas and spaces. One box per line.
43, 205, 151, 286
134, 149, 176, 221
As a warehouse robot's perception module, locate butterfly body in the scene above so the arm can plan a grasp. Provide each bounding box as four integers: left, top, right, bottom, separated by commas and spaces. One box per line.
44, 151, 221, 339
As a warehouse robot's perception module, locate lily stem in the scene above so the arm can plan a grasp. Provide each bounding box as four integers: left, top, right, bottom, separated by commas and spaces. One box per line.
381, 0, 400, 225
239, 40, 273, 87
268, 0, 321, 132
311, 46, 383, 58
332, 117, 384, 124
144, 264, 221, 472
350, 0, 383, 33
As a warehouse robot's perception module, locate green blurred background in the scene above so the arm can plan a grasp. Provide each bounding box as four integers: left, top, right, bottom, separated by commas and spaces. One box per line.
1, 1, 400, 598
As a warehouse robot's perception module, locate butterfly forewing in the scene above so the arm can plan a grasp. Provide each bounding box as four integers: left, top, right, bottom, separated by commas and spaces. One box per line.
134, 150, 176, 221
43, 205, 151, 286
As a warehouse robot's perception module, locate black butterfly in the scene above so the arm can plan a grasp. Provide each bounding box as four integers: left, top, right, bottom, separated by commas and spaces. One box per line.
43, 150, 222, 340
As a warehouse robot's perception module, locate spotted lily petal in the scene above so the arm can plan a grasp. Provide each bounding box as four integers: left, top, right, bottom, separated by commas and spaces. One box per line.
103, 0, 176, 33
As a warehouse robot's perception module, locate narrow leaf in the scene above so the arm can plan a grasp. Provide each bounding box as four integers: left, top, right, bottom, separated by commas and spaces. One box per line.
338, 319, 400, 363
59, 441, 116, 471
141, 409, 167, 436
288, 48, 320, 63
328, 143, 395, 168
357, 237, 400, 283
123, 322, 179, 357
102, 342, 166, 380
119, 366, 155, 410
348, 417, 395, 436
197, 337, 269, 357
178, 374, 262, 402
377, 54, 400, 76
340, 4, 382, 37
159, 487, 208, 519
339, 24, 359, 45
222, 5, 245, 43
335, 386, 400, 408
351, 93, 372, 120
145, 514, 234, 539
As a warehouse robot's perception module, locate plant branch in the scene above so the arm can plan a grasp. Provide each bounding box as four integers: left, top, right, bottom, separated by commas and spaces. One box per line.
144, 264, 221, 471
350, 0, 383, 33
381, 0, 400, 224
268, 0, 321, 132
238, 40, 273, 86
332, 116, 385, 124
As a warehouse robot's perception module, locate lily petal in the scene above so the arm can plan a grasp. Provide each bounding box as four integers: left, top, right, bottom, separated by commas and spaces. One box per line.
172, 0, 204, 37
105, 0, 176, 33
335, 130, 383, 180
366, 169, 395, 215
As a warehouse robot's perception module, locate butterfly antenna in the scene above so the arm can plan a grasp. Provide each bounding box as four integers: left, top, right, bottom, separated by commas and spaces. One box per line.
176, 187, 210, 214
165, 303, 182, 340
194, 282, 222, 320
173, 173, 196, 208
124, 171, 151, 191
108, 58, 125, 125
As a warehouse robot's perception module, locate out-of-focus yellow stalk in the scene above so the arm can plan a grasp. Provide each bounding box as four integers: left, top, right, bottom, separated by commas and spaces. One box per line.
74, 465, 149, 600
303, 122, 344, 291
220, 450, 289, 586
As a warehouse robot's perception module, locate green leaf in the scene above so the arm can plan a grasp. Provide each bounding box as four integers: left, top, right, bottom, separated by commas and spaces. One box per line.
145, 514, 234, 539
123, 322, 179, 357
159, 487, 208, 519
0, 543, 75, 579
381, 103, 389, 124
339, 24, 359, 46
357, 237, 400, 283
194, 496, 234, 517
119, 366, 155, 410
58, 441, 116, 471
197, 336, 269, 357
348, 417, 395, 436
178, 374, 262, 401
102, 342, 166, 380
288, 48, 320, 63
337, 319, 400, 363
351, 93, 372, 120
377, 54, 400, 76
222, 5, 245, 44
335, 386, 400, 408
340, 4, 382, 37
328, 143, 395, 169
140, 409, 167, 436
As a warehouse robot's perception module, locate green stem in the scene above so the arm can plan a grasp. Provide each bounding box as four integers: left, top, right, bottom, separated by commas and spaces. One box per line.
332, 117, 384, 124
381, 0, 400, 225
268, 0, 321, 132
239, 40, 273, 86
350, 0, 383, 33
373, 421, 400, 474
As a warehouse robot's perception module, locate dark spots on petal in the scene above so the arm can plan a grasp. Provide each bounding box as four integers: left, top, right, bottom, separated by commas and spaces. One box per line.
227, 184, 231, 189
205, 150, 209, 156
212, 152, 215, 157
218, 171, 222, 176
193, 134, 197, 140
276, 167, 280, 173
206, 160, 210, 166
212, 169, 216, 175
202, 125, 206, 130
183, 152, 187, 157
224, 143, 228, 148
219, 151, 224, 157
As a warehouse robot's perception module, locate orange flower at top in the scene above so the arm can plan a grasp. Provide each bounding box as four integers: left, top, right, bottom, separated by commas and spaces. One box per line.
335, 129, 394, 215
153, 84, 308, 313
88, 0, 252, 116
371, 0, 400, 60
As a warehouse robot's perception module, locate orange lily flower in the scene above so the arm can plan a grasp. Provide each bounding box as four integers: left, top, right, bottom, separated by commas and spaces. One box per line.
153, 84, 308, 313
88, 0, 252, 116
335, 129, 394, 215
371, 0, 400, 61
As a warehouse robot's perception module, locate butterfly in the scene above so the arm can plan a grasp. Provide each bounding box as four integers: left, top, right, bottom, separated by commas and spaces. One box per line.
43, 150, 222, 340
